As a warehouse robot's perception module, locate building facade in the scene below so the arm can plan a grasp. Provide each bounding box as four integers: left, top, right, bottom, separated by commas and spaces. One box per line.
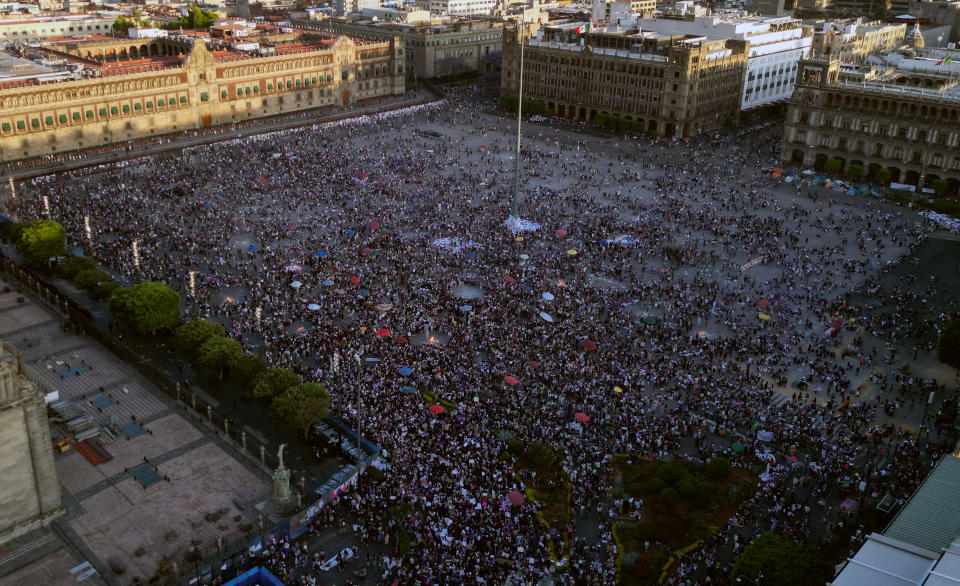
0, 340, 63, 546
809, 19, 907, 63
416, 0, 498, 16
636, 16, 813, 109
300, 18, 502, 79
0, 15, 116, 44
782, 56, 960, 194
0, 33, 405, 161
501, 23, 748, 136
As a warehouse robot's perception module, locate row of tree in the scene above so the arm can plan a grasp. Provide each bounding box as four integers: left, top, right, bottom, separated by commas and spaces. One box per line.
172, 320, 330, 437
593, 112, 648, 134
112, 7, 217, 36
499, 94, 554, 117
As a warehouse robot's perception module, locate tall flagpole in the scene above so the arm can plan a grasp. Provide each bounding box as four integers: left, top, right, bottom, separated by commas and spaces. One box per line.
511, 22, 526, 219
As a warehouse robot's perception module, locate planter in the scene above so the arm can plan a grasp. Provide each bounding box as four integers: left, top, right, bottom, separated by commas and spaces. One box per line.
17, 296, 25, 303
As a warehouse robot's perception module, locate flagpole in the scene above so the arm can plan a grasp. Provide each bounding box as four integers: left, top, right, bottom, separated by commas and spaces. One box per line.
511, 22, 525, 219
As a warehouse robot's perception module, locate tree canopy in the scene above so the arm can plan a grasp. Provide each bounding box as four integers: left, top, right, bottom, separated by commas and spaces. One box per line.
108, 281, 181, 334
16, 220, 66, 263
164, 6, 217, 30
195, 335, 244, 382
732, 532, 832, 586
112, 10, 152, 36
270, 383, 331, 438
172, 319, 225, 356
938, 320, 960, 369
249, 367, 300, 400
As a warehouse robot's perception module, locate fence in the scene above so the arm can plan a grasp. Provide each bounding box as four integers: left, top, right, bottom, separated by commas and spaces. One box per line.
0, 252, 383, 585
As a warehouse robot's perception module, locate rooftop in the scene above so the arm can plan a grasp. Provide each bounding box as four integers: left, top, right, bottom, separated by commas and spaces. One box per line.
885, 456, 960, 553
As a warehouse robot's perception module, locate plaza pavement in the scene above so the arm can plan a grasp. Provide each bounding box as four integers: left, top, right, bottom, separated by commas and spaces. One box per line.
0, 277, 271, 586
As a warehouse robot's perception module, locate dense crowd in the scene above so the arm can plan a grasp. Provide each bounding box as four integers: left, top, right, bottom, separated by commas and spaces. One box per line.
12, 85, 957, 585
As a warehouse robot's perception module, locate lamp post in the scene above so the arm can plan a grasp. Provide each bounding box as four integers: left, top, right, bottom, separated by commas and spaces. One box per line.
511, 22, 527, 219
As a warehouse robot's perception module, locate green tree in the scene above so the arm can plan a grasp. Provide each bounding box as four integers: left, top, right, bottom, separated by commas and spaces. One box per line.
176, 6, 217, 30
847, 164, 864, 178
706, 456, 732, 480
938, 320, 960, 370
676, 475, 698, 497
93, 281, 120, 301
112, 9, 151, 36
874, 168, 892, 184
57, 256, 97, 279
824, 158, 843, 173
108, 281, 181, 334
270, 383, 331, 439
732, 532, 832, 586
656, 460, 687, 485
172, 319, 225, 356
16, 220, 66, 263
645, 477, 666, 494
73, 268, 110, 291
195, 336, 244, 382
248, 367, 300, 400
930, 179, 948, 194
232, 353, 267, 386
526, 442, 558, 470
659, 487, 679, 504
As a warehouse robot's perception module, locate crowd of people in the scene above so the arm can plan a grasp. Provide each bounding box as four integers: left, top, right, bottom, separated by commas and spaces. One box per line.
10, 84, 958, 585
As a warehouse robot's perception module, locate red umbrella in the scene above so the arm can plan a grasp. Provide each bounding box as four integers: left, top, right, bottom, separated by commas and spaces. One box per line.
555, 229, 567, 237
361, 247, 373, 255
581, 339, 598, 351
574, 412, 590, 423
393, 336, 407, 344
375, 328, 391, 337
503, 375, 519, 386
349, 276, 362, 284
757, 299, 772, 307
828, 319, 842, 330
508, 490, 525, 506
503, 275, 516, 283
369, 221, 380, 230
429, 404, 444, 414
526, 360, 540, 369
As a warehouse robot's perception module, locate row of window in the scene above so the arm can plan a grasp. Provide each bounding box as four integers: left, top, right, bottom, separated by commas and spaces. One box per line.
1, 95, 189, 134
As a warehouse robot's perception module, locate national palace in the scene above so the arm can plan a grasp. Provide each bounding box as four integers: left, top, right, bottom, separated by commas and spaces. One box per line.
0, 30, 405, 161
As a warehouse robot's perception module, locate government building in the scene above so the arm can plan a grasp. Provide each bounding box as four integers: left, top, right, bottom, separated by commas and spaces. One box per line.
501, 22, 748, 137
0, 29, 406, 161
781, 46, 960, 195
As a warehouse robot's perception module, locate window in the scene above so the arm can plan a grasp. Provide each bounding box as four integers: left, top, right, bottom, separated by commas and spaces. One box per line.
0, 122, 8, 132
16, 120, 24, 130
31, 118, 40, 127
201, 92, 209, 101
220, 91, 228, 98
45, 116, 55, 125
111, 107, 119, 115
134, 103, 141, 110
122, 105, 130, 113
73, 112, 81, 121
86, 110, 94, 118
99, 108, 108, 116
168, 98, 176, 105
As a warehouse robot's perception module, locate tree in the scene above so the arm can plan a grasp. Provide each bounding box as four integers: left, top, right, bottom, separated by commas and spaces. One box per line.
526, 442, 558, 470
874, 168, 892, 184
732, 532, 832, 586
232, 353, 267, 386
57, 255, 97, 279
93, 281, 120, 301
659, 487, 679, 504
174, 6, 217, 30
249, 367, 300, 400
172, 319, 225, 356
108, 281, 181, 334
706, 456, 732, 480
930, 179, 948, 194
270, 383, 331, 439
938, 320, 960, 370
195, 336, 244, 382
848, 164, 864, 178
73, 268, 110, 291
824, 158, 843, 173
112, 9, 151, 36
16, 220, 66, 263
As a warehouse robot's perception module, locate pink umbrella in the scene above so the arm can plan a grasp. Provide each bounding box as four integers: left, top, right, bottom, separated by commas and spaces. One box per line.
393, 336, 407, 344
504, 375, 519, 386
555, 229, 568, 237
574, 412, 590, 423
369, 221, 380, 230
349, 276, 362, 284
526, 360, 540, 369
375, 328, 391, 337
361, 247, 373, 255
757, 299, 772, 307
581, 339, 598, 351
508, 490, 525, 506
429, 404, 444, 414
839, 497, 857, 511
503, 275, 516, 283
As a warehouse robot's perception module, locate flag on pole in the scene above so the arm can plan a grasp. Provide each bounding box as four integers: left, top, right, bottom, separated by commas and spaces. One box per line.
574, 24, 590, 34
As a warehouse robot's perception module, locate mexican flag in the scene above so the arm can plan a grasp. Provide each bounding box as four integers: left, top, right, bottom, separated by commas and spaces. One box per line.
575, 24, 590, 34
936, 57, 952, 66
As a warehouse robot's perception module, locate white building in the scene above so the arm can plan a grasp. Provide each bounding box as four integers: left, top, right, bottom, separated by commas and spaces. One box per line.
0, 15, 116, 44
416, 0, 497, 16
636, 15, 813, 109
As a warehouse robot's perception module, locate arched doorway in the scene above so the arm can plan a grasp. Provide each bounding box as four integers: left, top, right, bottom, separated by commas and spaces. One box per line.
791, 149, 804, 164
947, 178, 959, 196
868, 163, 881, 178
887, 167, 901, 183
905, 170, 920, 186
814, 153, 828, 170
648, 120, 657, 133
665, 122, 676, 137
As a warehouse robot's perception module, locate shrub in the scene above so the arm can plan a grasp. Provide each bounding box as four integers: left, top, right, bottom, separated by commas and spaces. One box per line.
93, 281, 120, 301
874, 168, 892, 184
507, 438, 524, 454
847, 164, 864, 178
656, 460, 687, 485
645, 478, 666, 494
526, 442, 558, 470
659, 487, 680, 504
930, 199, 960, 216
706, 457, 732, 480
930, 179, 948, 194
73, 268, 110, 291
632, 520, 658, 541
676, 475, 698, 497
621, 551, 639, 567
824, 158, 843, 173
57, 256, 97, 279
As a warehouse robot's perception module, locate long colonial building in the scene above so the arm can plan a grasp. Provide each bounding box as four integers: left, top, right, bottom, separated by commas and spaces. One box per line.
0, 31, 405, 161
782, 52, 960, 194
501, 23, 748, 137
